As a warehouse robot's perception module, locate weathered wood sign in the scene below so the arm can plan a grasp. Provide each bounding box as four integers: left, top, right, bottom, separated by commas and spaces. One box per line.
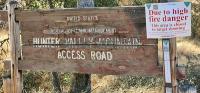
0, 11, 7, 21
0, 11, 8, 29
15, 7, 162, 75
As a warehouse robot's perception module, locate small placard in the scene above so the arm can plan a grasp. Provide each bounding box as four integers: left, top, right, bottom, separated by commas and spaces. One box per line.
145, 2, 191, 38
78, 0, 94, 8
163, 40, 171, 83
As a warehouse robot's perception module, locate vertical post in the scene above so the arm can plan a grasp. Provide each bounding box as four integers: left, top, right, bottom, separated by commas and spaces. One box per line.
162, 39, 177, 93
70, 0, 94, 93
8, 0, 21, 93
160, 0, 180, 93
3, 74, 12, 93
170, 38, 177, 93
160, 0, 188, 93
156, 0, 177, 92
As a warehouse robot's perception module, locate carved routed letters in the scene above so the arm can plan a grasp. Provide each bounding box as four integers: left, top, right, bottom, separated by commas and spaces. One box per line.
15, 7, 162, 75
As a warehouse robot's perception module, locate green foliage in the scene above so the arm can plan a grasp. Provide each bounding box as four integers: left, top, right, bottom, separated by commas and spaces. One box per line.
22, 71, 72, 92
22, 0, 77, 9
130, 0, 154, 5
0, 0, 6, 9
179, 62, 200, 93
47, 0, 63, 8
63, 0, 77, 8
23, 71, 55, 92
23, 0, 49, 9
192, 1, 200, 39
114, 76, 163, 89
60, 73, 72, 87
95, 0, 118, 7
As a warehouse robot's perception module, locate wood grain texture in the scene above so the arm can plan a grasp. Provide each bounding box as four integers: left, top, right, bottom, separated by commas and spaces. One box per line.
0, 11, 8, 30
4, 59, 185, 78
0, 11, 8, 21
8, 1, 21, 93
170, 38, 178, 93
3, 78, 13, 93
20, 46, 160, 76
16, 7, 161, 76
15, 7, 145, 22
3, 60, 11, 71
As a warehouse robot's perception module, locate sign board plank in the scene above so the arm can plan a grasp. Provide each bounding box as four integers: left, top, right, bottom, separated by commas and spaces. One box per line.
16, 7, 162, 76
16, 7, 145, 22
0, 11, 7, 21
19, 46, 161, 75
0, 11, 8, 30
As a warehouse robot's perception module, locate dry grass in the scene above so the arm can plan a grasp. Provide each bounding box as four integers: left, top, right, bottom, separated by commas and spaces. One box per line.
91, 75, 163, 93
0, 30, 9, 61
157, 38, 200, 57
0, 30, 9, 72
176, 38, 200, 65
90, 38, 200, 93
177, 38, 200, 56
0, 30, 7, 40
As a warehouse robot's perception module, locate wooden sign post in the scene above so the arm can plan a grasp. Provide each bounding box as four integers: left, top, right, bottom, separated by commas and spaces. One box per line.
8, 0, 22, 93
161, 1, 190, 93
163, 39, 177, 93
152, 1, 177, 92
158, 0, 190, 93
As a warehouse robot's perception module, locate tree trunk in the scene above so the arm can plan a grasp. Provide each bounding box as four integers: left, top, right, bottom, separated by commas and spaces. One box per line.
52, 72, 62, 93
47, 0, 54, 9
70, 73, 91, 93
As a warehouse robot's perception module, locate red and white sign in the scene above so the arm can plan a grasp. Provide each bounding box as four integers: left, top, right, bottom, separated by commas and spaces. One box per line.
145, 2, 191, 38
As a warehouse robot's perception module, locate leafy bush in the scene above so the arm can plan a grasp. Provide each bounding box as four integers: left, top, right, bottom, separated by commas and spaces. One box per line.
23, 71, 51, 92
192, 1, 200, 39
130, 0, 154, 5
114, 76, 163, 89
95, 0, 118, 7
179, 62, 200, 93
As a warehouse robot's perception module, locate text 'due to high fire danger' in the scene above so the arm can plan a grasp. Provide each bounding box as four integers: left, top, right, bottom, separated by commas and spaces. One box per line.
145, 2, 191, 38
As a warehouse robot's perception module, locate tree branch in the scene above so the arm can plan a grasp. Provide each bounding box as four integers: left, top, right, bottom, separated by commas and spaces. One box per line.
0, 38, 9, 57
47, 0, 54, 9
0, 38, 9, 47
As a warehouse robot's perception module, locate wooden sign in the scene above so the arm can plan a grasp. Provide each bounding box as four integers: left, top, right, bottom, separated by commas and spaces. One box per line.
0, 11, 7, 21
0, 11, 8, 29
15, 7, 162, 75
